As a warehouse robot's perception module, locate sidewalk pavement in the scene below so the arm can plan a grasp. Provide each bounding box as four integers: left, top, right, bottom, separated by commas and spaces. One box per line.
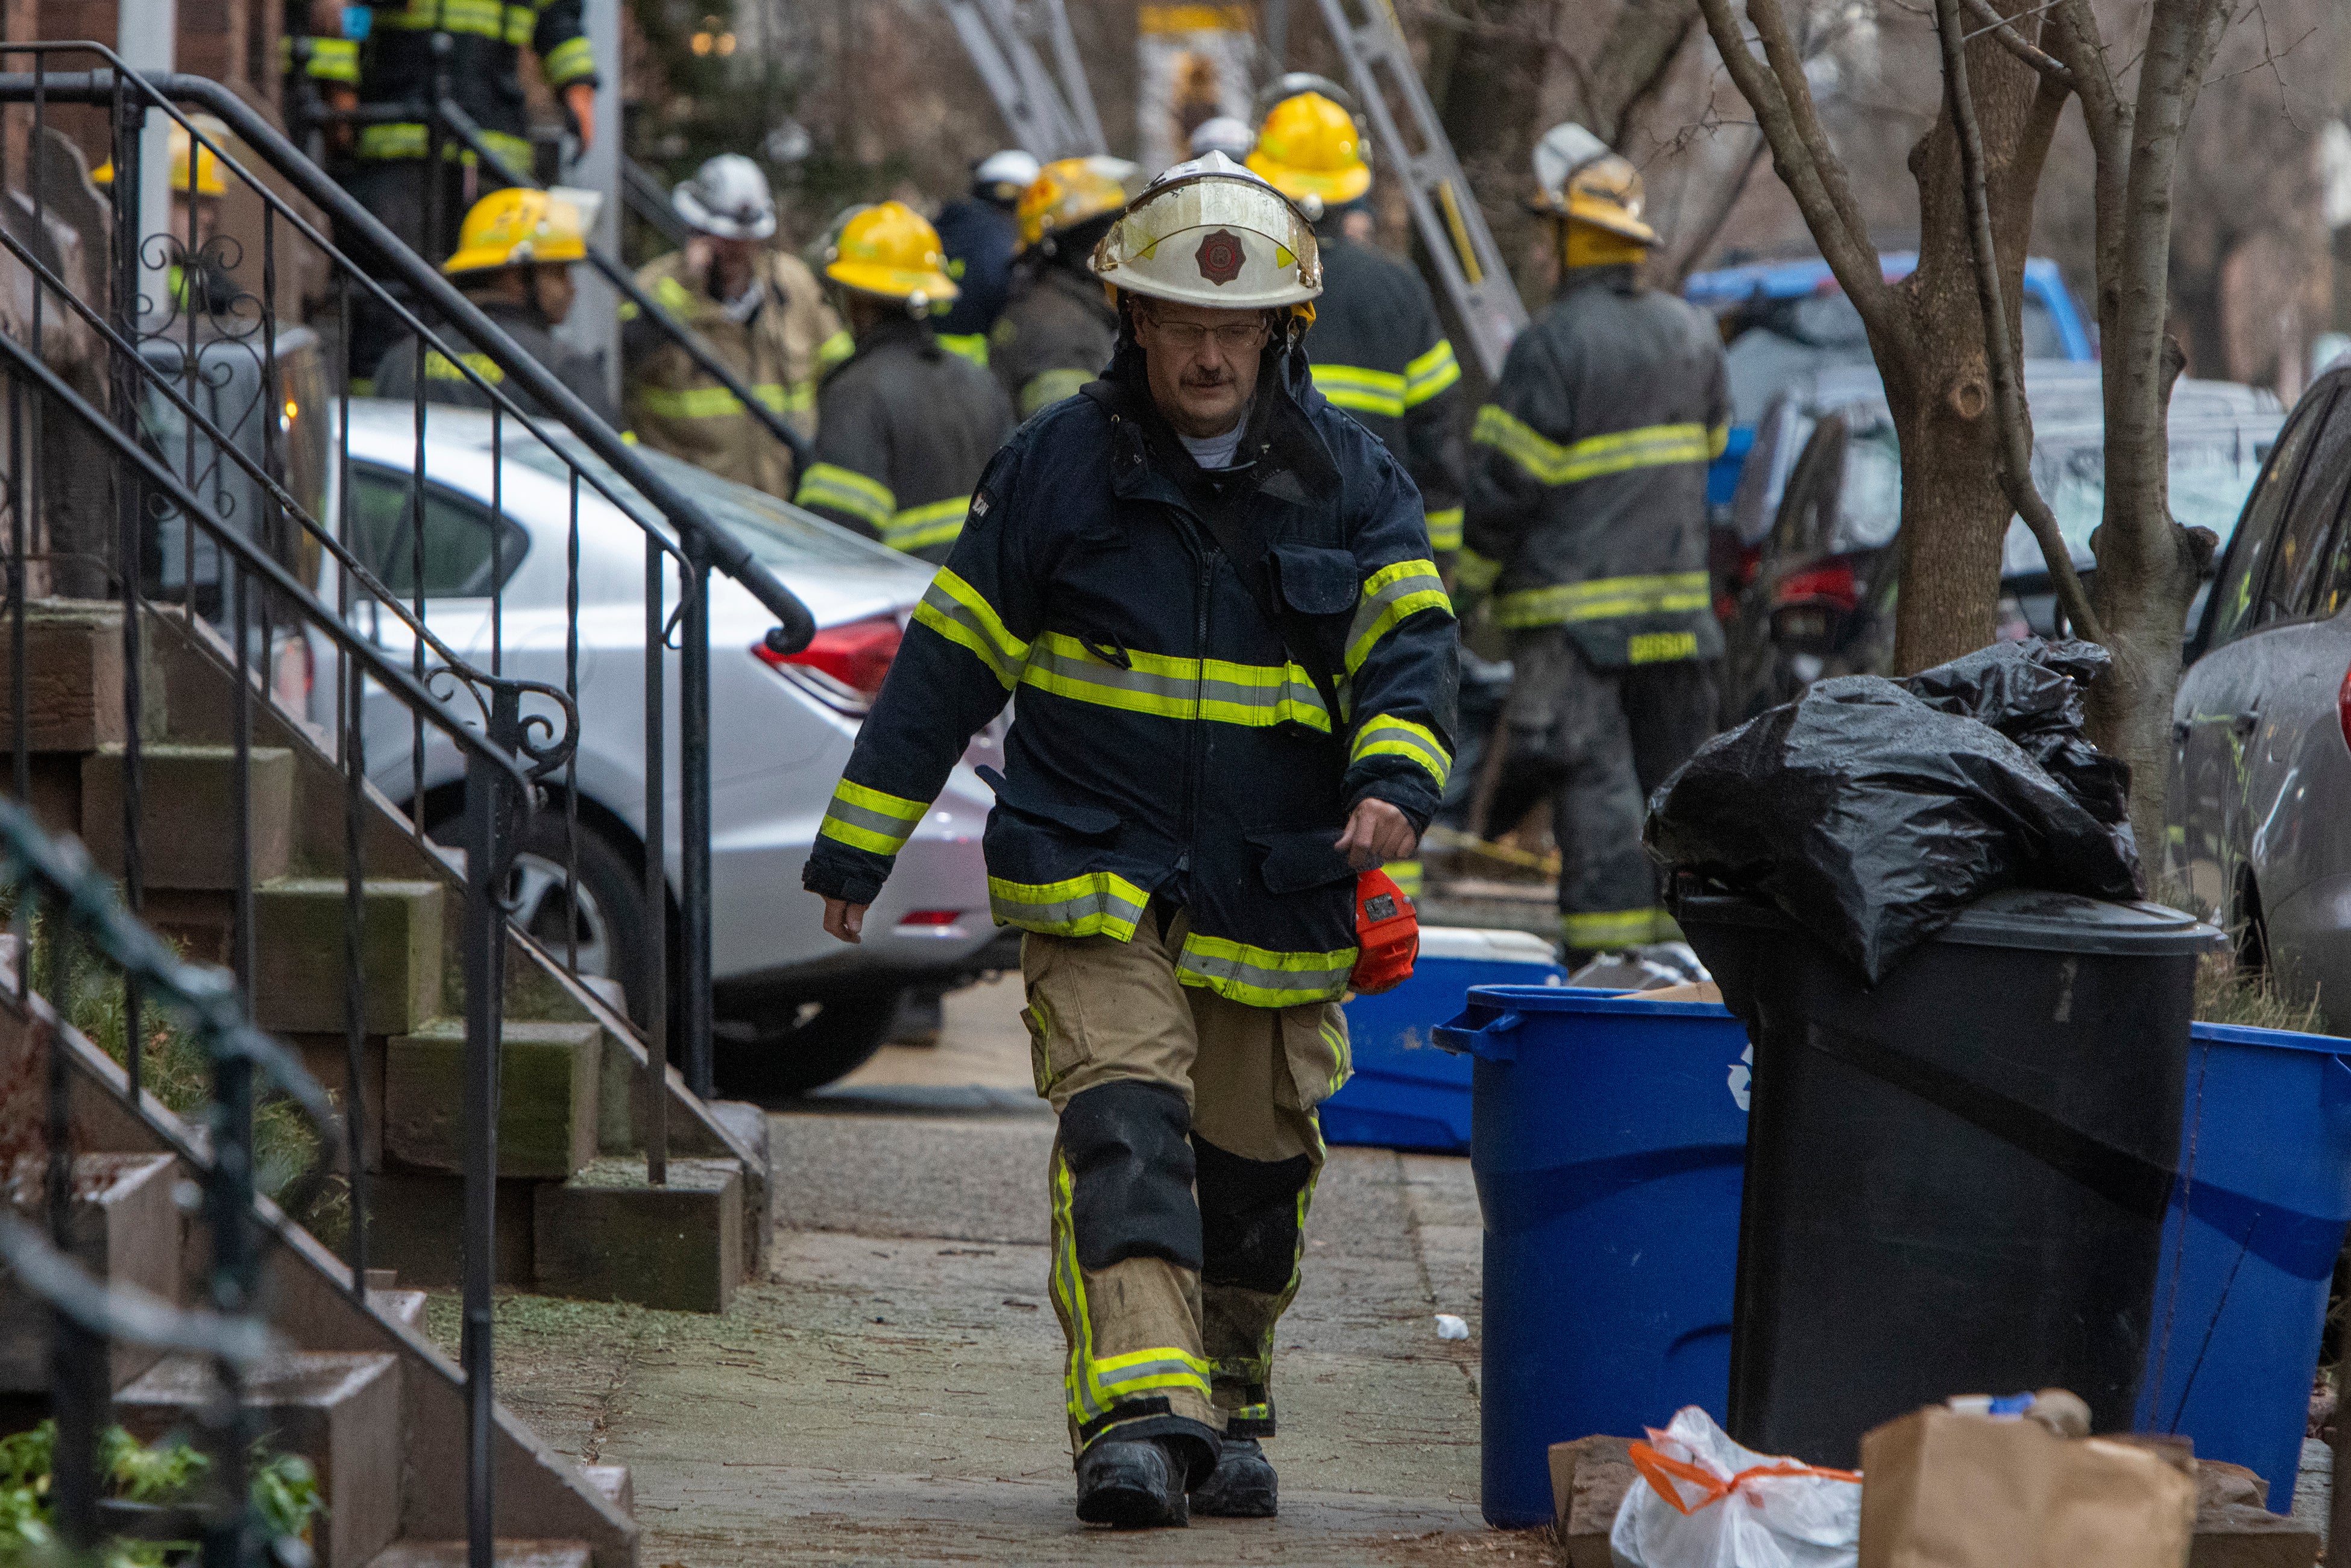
454, 975, 1523, 1565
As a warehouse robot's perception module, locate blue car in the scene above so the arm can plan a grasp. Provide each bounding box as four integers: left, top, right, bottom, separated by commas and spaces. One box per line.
1684, 252, 2095, 506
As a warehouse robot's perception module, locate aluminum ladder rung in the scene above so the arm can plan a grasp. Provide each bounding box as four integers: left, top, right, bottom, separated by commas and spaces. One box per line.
1314, 0, 1527, 379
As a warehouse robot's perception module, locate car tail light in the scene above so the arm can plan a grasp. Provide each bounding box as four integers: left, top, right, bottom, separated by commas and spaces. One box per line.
898, 910, 961, 926
754, 614, 902, 715
2339, 661, 2351, 755
1774, 562, 1860, 613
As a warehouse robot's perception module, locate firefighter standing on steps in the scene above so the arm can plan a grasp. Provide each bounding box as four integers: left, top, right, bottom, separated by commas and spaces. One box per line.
344, 0, 599, 380
793, 201, 1015, 562
802, 154, 1456, 1528
1458, 123, 1728, 960
1247, 84, 1465, 904
624, 154, 847, 502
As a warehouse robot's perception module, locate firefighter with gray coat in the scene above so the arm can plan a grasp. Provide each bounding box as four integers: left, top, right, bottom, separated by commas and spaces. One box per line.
1458, 124, 1728, 959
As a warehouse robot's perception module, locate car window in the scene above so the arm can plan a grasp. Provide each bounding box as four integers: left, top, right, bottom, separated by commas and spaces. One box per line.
502, 434, 908, 573
350, 464, 528, 597
2206, 388, 2334, 646
2256, 401, 2351, 625
2019, 298, 2062, 360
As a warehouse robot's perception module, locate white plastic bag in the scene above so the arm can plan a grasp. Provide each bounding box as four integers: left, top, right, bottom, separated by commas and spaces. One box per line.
1608, 1406, 1860, 1568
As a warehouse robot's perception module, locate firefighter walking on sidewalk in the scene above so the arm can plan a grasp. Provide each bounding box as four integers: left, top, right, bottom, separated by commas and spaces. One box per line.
792, 201, 1014, 562
801, 155, 1456, 1527
1459, 124, 1728, 960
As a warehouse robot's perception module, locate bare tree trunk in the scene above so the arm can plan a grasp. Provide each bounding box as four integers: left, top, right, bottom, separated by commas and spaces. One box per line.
2081, 0, 2238, 864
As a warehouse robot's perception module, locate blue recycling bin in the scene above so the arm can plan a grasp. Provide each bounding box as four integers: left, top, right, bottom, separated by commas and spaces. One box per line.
1436, 984, 1753, 1528
2137, 1019, 2351, 1506
1326, 927, 1565, 1153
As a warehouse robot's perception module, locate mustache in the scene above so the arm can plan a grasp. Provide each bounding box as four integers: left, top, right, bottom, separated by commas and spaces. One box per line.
1182, 365, 1236, 387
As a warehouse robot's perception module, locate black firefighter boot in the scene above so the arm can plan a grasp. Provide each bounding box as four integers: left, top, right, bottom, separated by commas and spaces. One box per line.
1075, 1437, 1192, 1528
1190, 1435, 1278, 1517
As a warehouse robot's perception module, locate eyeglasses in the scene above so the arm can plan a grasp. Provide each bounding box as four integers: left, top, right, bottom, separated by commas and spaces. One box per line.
1140, 316, 1271, 353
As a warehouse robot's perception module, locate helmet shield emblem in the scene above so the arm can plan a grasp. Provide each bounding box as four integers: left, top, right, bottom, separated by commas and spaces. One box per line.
1195, 229, 1245, 285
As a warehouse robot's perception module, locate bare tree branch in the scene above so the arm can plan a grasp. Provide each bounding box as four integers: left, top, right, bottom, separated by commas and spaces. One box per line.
1959, 0, 2077, 85
1692, 0, 1909, 360
1580, 0, 1703, 144
1746, 0, 1877, 253
1661, 127, 1770, 286
1934, 0, 2107, 644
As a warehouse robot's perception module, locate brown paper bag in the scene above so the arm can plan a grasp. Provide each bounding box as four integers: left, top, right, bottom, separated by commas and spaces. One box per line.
1859, 1403, 2196, 1568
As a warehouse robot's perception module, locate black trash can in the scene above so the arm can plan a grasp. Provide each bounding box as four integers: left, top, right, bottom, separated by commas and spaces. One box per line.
1676, 884, 2221, 1467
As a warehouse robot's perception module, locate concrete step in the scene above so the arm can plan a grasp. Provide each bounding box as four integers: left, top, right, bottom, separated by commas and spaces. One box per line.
0, 1154, 180, 1392
363, 1543, 590, 1568
385, 1018, 602, 1180
253, 878, 445, 1036
0, 599, 157, 754
80, 742, 295, 889
116, 1350, 401, 1568
535, 1156, 745, 1314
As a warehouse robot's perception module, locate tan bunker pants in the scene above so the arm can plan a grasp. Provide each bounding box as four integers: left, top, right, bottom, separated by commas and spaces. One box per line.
1021, 901, 1350, 1467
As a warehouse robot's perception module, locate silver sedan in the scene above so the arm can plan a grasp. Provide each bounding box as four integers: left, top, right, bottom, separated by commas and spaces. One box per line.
313, 401, 1006, 1091
2170, 361, 2351, 1019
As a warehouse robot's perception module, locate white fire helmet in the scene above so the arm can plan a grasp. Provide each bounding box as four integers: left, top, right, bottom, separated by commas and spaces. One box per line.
1088, 152, 1321, 312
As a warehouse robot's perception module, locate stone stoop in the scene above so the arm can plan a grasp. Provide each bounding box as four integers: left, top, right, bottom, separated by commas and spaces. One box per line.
0, 1153, 180, 1392
18, 599, 762, 1318
116, 1350, 403, 1568
365, 1544, 591, 1568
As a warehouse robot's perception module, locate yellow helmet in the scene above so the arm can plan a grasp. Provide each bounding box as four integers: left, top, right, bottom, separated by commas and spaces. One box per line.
1016, 156, 1142, 253
92, 118, 228, 198
1525, 122, 1655, 245
823, 201, 960, 306
1247, 92, 1370, 207
442, 188, 588, 276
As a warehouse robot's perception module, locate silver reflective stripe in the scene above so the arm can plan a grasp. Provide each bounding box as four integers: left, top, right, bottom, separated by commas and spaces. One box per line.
826, 797, 917, 841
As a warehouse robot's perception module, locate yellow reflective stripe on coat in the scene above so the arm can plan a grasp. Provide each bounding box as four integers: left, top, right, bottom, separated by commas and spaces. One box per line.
1473, 406, 1716, 486
1563, 908, 1661, 949
423, 350, 505, 386
816, 330, 855, 372
1051, 1156, 1212, 1425
375, 0, 526, 37
635, 382, 803, 420
1177, 932, 1358, 1007
286, 36, 360, 81
1493, 570, 1711, 630
1403, 339, 1461, 407
989, 872, 1148, 940
816, 778, 928, 855
883, 496, 971, 554
937, 332, 990, 369
1021, 632, 1331, 732
1453, 548, 1502, 593
795, 462, 895, 531
1345, 558, 1451, 675
911, 568, 1030, 689
1383, 859, 1423, 898
1352, 713, 1450, 789
1312, 364, 1406, 419
541, 33, 597, 86
1020, 367, 1095, 418
1424, 506, 1462, 552
356, 124, 533, 167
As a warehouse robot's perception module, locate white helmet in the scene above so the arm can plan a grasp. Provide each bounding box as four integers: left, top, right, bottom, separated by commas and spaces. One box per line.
973, 148, 1042, 202
674, 153, 777, 241
1089, 152, 1321, 312
1188, 116, 1255, 162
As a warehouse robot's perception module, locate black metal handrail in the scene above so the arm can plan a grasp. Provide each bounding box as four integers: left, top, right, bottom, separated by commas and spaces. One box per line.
0, 42, 793, 1568
0, 62, 820, 651
0, 791, 339, 1567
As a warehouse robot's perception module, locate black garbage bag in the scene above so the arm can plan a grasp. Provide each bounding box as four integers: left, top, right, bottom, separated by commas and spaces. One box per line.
1901, 638, 2134, 828
1644, 646, 2142, 983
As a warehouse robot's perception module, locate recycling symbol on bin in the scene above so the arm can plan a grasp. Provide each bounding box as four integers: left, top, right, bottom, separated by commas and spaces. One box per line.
1728, 1045, 1752, 1113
